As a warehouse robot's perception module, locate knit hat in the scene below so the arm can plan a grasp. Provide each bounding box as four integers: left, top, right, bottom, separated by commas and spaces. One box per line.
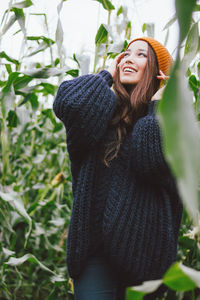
126, 37, 173, 76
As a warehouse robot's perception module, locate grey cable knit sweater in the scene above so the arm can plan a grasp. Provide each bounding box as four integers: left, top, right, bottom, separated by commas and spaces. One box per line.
53, 69, 183, 286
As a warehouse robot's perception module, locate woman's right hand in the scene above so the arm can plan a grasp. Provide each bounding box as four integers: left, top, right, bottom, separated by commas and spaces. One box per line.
107, 53, 124, 78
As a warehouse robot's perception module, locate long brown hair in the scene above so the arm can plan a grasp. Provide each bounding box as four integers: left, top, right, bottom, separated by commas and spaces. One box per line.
103, 44, 160, 166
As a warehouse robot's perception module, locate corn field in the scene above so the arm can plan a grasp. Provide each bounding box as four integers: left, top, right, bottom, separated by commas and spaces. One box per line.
0, 0, 200, 299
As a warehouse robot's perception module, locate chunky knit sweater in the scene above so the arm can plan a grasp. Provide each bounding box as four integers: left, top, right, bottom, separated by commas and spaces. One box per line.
53, 70, 183, 286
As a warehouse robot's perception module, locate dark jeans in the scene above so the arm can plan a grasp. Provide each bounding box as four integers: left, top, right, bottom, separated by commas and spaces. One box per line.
73, 256, 126, 300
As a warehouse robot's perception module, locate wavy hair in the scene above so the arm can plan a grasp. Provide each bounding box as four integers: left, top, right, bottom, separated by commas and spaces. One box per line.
103, 44, 160, 166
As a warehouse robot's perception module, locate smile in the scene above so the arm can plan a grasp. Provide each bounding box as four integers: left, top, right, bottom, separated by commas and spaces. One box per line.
123, 67, 137, 73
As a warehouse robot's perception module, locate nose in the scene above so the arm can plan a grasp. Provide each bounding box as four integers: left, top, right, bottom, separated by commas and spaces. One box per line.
124, 54, 135, 64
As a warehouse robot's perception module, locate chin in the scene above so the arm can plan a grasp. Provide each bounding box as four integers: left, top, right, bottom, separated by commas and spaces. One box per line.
120, 76, 139, 86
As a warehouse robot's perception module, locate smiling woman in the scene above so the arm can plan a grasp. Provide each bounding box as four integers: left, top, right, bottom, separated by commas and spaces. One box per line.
53, 36, 183, 300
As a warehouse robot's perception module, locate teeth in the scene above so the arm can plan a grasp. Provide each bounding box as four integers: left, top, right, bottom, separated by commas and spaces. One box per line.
124, 67, 135, 73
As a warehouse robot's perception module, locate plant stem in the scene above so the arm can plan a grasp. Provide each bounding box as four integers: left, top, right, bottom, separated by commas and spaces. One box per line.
102, 10, 111, 70
0, 119, 11, 184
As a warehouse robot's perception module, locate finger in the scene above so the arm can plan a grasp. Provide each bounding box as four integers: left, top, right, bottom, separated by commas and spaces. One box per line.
159, 70, 169, 79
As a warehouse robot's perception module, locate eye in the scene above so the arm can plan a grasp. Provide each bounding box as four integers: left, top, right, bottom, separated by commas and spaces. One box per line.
138, 52, 147, 57
123, 52, 129, 57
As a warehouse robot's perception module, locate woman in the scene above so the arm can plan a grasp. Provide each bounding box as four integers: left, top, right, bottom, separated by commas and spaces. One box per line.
53, 37, 183, 300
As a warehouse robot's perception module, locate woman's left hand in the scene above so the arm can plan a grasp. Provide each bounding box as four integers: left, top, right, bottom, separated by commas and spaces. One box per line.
151, 70, 169, 101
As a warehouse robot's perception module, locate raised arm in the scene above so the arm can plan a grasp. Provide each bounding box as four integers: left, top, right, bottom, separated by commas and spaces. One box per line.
53, 70, 116, 158
131, 100, 174, 184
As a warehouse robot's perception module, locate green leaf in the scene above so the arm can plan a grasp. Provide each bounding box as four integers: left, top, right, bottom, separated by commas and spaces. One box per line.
194, 4, 200, 11
29, 93, 39, 110
164, 28, 169, 47
14, 74, 33, 90
11, 0, 33, 9
5, 64, 13, 74
56, 19, 63, 52
42, 109, 57, 126
25, 42, 49, 57
184, 22, 199, 64
180, 264, 200, 287
11, 7, 26, 36
175, 0, 196, 44
1, 15, 17, 35
27, 35, 55, 45
189, 75, 198, 94
142, 22, 154, 37
178, 235, 196, 249
0, 190, 32, 247
163, 262, 197, 291
0, 51, 20, 65
66, 69, 79, 77
145, 23, 154, 38
23, 67, 67, 78
126, 288, 145, 300
142, 23, 146, 34
6, 110, 19, 127
126, 279, 162, 300
5, 254, 56, 275
157, 57, 200, 222
40, 83, 57, 95
94, 0, 115, 11
162, 14, 177, 31
117, 6, 123, 16
125, 21, 131, 40
95, 24, 108, 45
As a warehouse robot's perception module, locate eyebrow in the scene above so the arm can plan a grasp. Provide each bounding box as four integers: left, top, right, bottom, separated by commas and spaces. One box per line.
125, 48, 147, 53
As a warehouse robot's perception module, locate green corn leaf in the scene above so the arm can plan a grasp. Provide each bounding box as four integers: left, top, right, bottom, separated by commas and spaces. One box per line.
66, 69, 79, 77
11, 0, 33, 9
27, 35, 55, 45
117, 6, 123, 16
93, 0, 115, 11
11, 7, 26, 36
126, 288, 145, 300
125, 21, 131, 40
0, 190, 32, 247
184, 22, 199, 64
163, 262, 198, 291
12, 74, 33, 91
6, 110, 19, 128
126, 280, 162, 300
5, 254, 56, 275
162, 14, 177, 31
158, 58, 200, 222
56, 19, 63, 53
25, 42, 49, 57
5, 64, 13, 74
40, 83, 57, 96
142, 23, 146, 34
95, 24, 108, 45
22, 67, 68, 78
194, 4, 200, 11
175, 0, 196, 44
0, 51, 20, 65
72, 53, 80, 67
1, 15, 17, 35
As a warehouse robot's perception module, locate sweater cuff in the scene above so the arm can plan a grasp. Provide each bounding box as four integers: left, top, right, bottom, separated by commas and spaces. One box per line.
147, 100, 160, 115
98, 70, 113, 87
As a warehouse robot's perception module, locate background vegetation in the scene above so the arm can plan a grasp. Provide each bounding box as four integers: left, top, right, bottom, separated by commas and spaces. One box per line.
0, 0, 200, 299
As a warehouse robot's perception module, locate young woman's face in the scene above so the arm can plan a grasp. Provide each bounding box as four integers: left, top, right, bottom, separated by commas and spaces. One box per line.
118, 40, 148, 86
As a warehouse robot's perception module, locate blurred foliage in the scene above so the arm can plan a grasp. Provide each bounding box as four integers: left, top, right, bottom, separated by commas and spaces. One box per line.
0, 0, 200, 299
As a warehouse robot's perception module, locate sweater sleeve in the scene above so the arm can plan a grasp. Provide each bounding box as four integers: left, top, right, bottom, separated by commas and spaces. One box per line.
53, 70, 116, 156
131, 100, 173, 183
